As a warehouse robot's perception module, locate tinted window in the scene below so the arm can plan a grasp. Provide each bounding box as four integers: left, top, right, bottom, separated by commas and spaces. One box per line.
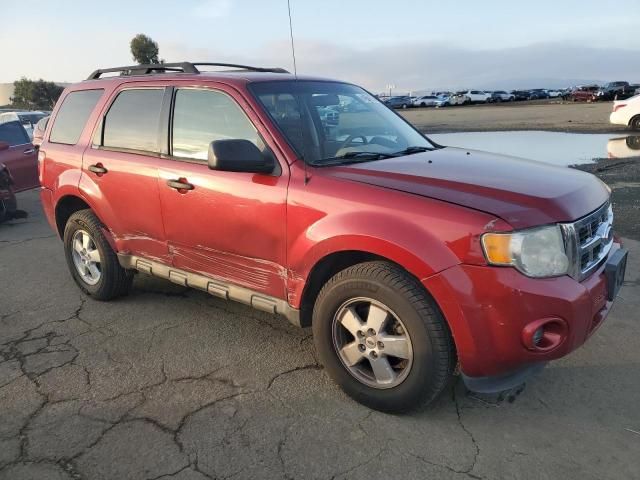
103, 89, 164, 153
50, 89, 103, 145
0, 121, 30, 146
172, 89, 260, 160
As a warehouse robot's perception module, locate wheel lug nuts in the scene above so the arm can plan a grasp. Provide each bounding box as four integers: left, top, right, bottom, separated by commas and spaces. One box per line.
370, 351, 378, 358
367, 328, 376, 336
377, 341, 384, 349
358, 344, 366, 352
357, 330, 364, 338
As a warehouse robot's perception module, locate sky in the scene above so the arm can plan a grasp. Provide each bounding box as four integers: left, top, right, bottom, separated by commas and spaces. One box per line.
1, 0, 639, 92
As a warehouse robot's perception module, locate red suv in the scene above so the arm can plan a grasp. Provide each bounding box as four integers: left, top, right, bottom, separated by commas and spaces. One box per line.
39, 62, 628, 411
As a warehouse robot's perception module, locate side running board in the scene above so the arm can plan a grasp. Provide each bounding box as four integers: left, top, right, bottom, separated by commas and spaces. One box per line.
117, 254, 301, 327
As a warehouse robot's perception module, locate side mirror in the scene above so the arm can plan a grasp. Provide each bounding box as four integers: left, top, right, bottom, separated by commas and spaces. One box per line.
0, 141, 9, 152
208, 139, 274, 174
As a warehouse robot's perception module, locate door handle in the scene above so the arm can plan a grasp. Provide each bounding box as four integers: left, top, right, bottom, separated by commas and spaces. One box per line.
88, 163, 108, 175
167, 178, 194, 191
23, 148, 35, 155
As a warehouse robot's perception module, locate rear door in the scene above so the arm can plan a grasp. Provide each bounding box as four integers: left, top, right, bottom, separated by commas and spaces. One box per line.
0, 121, 37, 191
82, 86, 169, 263
155, 85, 288, 299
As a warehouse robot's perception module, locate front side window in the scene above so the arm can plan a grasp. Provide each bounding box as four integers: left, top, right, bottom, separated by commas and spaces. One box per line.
49, 89, 103, 145
102, 89, 164, 153
0, 121, 30, 146
250, 81, 433, 165
171, 89, 261, 161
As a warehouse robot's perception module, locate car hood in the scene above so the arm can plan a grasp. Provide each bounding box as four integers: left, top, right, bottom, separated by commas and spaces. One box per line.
325, 147, 609, 229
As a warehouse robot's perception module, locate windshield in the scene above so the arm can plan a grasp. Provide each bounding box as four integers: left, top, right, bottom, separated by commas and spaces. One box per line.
249, 81, 433, 165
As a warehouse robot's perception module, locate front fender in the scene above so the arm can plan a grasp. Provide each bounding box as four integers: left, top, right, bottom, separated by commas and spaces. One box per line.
286, 209, 484, 308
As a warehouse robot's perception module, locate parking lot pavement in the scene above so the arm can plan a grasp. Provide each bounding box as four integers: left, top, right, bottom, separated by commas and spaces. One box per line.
1, 189, 639, 480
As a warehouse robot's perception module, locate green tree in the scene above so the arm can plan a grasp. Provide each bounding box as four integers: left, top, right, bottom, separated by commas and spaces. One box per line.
130, 34, 160, 64
10, 78, 64, 110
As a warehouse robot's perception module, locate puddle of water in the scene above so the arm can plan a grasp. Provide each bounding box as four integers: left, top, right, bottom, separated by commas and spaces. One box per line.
429, 131, 640, 166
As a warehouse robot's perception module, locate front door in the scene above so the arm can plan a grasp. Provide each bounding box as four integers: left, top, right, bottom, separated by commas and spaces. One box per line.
156, 86, 288, 299
0, 121, 38, 191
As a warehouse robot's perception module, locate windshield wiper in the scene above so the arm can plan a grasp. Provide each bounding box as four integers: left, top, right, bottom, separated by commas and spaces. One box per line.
391, 146, 432, 156
312, 151, 395, 167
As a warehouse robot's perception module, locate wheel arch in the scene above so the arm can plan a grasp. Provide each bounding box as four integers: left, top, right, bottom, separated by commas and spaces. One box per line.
297, 247, 447, 329
53, 194, 116, 252
54, 194, 92, 238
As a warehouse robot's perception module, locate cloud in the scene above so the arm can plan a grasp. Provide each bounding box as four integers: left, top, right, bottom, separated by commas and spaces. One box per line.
163, 40, 640, 93
192, 0, 232, 18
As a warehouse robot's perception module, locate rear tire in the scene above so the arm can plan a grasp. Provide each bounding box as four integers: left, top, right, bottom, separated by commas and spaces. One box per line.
630, 116, 640, 131
312, 261, 455, 412
63, 209, 133, 300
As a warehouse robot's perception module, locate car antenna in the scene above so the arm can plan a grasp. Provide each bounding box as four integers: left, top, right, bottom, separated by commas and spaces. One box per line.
287, 0, 310, 185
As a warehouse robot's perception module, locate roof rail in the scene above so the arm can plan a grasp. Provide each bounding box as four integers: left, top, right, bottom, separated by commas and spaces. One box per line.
86, 62, 289, 80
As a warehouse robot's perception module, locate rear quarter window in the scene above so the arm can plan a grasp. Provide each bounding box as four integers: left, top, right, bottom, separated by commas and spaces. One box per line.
49, 89, 104, 145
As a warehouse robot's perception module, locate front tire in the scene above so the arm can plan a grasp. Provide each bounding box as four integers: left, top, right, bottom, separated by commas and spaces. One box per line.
630, 115, 640, 131
63, 209, 133, 300
312, 262, 455, 412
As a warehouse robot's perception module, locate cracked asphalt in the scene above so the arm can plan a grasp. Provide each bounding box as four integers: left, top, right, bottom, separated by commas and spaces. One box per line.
1, 189, 639, 480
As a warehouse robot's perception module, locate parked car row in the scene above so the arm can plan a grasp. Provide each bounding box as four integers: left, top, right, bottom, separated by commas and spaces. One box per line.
382, 81, 639, 109
383, 89, 568, 108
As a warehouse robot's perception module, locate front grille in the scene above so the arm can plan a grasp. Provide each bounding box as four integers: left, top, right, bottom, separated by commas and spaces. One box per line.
561, 202, 614, 281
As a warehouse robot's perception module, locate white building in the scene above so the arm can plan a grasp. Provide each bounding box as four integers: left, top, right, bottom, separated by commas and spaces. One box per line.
0, 84, 14, 106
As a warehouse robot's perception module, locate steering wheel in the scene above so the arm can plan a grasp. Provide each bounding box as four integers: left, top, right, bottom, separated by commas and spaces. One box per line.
339, 135, 368, 150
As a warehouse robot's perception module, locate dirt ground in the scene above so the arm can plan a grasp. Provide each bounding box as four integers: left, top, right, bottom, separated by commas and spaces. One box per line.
401, 101, 628, 134
1, 191, 639, 480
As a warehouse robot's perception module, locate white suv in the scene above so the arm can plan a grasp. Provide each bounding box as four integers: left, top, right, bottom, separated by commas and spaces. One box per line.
610, 95, 640, 130
462, 90, 491, 103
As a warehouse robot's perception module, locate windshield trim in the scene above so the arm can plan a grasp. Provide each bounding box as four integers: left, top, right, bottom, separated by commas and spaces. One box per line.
246, 79, 439, 165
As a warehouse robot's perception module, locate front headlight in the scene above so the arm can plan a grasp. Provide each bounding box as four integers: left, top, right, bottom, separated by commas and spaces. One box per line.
481, 225, 569, 278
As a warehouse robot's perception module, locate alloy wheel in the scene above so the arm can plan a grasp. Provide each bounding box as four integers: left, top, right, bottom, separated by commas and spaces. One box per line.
332, 297, 413, 389
71, 230, 102, 285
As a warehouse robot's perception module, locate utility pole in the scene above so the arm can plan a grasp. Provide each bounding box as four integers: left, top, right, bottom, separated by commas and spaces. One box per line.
386, 83, 395, 98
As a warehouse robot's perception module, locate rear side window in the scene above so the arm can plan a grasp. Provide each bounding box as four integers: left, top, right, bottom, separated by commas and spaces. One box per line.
0, 121, 30, 146
171, 89, 260, 161
102, 89, 164, 153
50, 89, 103, 145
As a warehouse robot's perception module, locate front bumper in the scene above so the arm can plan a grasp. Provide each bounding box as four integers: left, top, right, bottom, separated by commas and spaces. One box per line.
423, 244, 623, 381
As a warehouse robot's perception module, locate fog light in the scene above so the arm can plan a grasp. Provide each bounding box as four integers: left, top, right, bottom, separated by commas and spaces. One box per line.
532, 327, 544, 346
522, 318, 567, 352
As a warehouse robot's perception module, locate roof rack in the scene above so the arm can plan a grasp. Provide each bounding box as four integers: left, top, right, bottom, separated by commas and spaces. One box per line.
86, 62, 289, 80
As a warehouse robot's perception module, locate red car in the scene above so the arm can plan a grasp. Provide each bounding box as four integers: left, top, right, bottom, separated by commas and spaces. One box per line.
0, 120, 39, 191
39, 62, 627, 412
569, 85, 599, 102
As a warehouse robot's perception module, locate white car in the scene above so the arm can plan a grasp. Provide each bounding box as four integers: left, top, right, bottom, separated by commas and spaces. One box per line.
545, 90, 563, 98
462, 90, 491, 103
607, 136, 640, 159
434, 95, 451, 107
412, 95, 439, 107
449, 93, 469, 106
610, 95, 640, 130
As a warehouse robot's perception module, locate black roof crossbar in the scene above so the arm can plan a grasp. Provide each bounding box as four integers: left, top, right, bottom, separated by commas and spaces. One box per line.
86, 62, 289, 80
